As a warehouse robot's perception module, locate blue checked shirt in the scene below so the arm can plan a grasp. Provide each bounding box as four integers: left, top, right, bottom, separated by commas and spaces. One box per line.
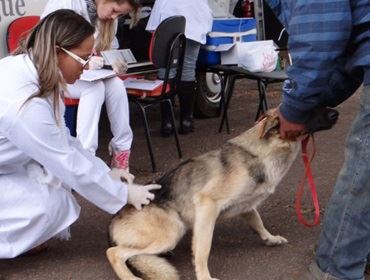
265, 0, 370, 123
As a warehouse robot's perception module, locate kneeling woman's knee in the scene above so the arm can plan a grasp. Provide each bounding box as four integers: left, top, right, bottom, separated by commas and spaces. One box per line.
42, 188, 80, 234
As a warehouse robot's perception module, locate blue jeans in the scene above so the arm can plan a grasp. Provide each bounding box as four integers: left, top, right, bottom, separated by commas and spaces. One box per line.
314, 86, 370, 280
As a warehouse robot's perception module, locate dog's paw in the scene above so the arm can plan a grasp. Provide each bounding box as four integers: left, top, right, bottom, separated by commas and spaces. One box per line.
264, 235, 288, 246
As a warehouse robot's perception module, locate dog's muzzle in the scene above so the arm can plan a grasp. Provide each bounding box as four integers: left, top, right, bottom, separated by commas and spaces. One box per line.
305, 107, 339, 133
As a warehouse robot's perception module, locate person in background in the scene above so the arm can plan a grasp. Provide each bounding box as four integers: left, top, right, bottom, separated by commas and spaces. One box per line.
0, 9, 160, 259
263, 0, 370, 279
42, 0, 141, 171
146, 0, 213, 137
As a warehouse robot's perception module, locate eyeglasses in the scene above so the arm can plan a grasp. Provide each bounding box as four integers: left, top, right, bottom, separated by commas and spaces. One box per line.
60, 47, 92, 68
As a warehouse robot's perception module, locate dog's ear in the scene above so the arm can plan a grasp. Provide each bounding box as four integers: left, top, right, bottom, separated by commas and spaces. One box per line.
259, 114, 280, 138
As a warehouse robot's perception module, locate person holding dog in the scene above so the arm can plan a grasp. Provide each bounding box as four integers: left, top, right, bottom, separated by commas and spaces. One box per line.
146, 0, 213, 136
0, 9, 160, 259
264, 0, 370, 279
41, 0, 141, 171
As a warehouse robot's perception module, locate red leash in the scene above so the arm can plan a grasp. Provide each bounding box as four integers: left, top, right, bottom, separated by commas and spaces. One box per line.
295, 135, 321, 227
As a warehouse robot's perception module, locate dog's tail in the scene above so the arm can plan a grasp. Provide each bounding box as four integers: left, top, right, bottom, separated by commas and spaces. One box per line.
128, 254, 179, 280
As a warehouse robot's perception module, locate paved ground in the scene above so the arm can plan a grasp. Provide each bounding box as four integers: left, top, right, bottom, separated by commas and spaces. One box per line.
0, 80, 366, 280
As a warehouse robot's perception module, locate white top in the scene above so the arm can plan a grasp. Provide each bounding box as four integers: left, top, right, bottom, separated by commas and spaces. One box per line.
0, 54, 127, 214
146, 0, 213, 44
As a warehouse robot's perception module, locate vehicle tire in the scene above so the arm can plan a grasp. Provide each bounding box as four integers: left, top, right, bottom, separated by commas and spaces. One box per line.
194, 71, 222, 118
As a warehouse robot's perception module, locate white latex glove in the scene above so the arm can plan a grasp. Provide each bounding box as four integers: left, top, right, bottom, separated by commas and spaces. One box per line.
112, 59, 128, 75
127, 183, 161, 210
108, 167, 135, 185
88, 56, 104, 70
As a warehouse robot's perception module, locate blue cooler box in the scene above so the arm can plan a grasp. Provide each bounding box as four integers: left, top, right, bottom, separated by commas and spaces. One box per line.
198, 18, 257, 65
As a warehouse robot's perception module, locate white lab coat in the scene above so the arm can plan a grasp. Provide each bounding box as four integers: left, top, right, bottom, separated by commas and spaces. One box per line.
146, 0, 213, 44
41, 0, 119, 49
0, 54, 127, 258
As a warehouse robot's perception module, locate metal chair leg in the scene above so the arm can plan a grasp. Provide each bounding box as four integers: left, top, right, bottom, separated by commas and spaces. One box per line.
219, 75, 236, 134
255, 80, 268, 121
134, 101, 157, 172
165, 99, 182, 158
262, 81, 269, 111
218, 73, 226, 117
218, 75, 230, 134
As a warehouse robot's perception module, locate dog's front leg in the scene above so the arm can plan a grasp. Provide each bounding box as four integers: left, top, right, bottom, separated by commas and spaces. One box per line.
243, 209, 287, 246
192, 195, 220, 280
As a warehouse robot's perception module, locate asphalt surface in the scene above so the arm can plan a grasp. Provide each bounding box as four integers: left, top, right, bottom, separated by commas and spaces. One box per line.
0, 80, 367, 280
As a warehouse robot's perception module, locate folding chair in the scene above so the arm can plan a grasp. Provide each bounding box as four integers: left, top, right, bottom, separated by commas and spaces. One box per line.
126, 16, 186, 172
6, 16, 80, 136
6, 16, 40, 53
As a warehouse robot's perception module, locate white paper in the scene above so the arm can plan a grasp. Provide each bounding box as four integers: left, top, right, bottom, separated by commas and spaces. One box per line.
101, 49, 137, 65
127, 61, 153, 69
80, 69, 117, 82
123, 78, 163, 91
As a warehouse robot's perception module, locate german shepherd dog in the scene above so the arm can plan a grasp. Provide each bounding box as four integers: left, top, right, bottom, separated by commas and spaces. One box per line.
106, 108, 338, 280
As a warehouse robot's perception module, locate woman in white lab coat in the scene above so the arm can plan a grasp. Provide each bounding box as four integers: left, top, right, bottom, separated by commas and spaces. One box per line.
0, 9, 160, 259
41, 0, 141, 170
146, 0, 213, 136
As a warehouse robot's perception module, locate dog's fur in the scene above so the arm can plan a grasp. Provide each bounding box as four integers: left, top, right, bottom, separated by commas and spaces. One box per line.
106, 110, 303, 280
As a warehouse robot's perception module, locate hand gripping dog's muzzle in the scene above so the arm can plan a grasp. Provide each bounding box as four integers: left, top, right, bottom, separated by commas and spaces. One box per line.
258, 107, 339, 139
305, 107, 339, 134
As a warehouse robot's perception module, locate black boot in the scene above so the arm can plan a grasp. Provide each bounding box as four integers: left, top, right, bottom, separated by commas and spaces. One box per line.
177, 81, 196, 134
160, 100, 174, 137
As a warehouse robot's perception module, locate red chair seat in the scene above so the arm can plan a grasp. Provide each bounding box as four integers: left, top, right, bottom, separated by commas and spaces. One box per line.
121, 74, 170, 98
7, 16, 40, 53
63, 98, 80, 106
126, 84, 170, 98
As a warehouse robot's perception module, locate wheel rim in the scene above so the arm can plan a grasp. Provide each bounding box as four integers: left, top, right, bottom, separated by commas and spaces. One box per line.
204, 72, 222, 103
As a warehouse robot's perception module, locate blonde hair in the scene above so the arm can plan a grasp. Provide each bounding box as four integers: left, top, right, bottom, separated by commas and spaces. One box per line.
15, 9, 95, 121
95, 0, 141, 52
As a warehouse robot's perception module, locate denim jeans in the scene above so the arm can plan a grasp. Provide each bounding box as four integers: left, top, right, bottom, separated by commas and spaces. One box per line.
158, 38, 201, 82
314, 85, 370, 280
